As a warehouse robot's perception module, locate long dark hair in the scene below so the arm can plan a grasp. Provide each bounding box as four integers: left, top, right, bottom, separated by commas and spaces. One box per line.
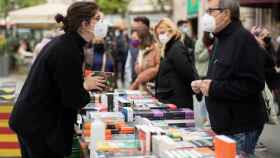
55, 2, 99, 33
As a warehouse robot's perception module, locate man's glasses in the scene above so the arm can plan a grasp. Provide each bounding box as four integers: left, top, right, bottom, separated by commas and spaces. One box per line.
206, 8, 226, 14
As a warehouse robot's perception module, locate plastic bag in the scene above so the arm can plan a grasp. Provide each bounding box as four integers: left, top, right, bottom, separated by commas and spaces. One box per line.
262, 83, 279, 125
193, 95, 210, 128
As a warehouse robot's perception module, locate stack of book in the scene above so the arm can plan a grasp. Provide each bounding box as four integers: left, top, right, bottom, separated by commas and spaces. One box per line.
163, 147, 215, 158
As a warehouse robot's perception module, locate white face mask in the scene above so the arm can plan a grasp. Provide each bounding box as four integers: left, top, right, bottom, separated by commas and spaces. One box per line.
93, 20, 108, 38
180, 26, 192, 37
158, 33, 171, 45
277, 36, 280, 44
180, 26, 188, 34
115, 30, 120, 37
201, 13, 216, 33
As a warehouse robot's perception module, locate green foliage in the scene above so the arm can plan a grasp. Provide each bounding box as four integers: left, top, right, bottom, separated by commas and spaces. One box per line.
96, 0, 129, 15
0, 33, 20, 56
15, 0, 46, 9
6, 35, 20, 55
0, 0, 10, 17
0, 34, 7, 55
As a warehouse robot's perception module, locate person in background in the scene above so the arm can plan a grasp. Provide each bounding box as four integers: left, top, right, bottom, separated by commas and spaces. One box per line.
124, 16, 150, 87
33, 30, 64, 63
177, 20, 195, 65
91, 37, 116, 73
250, 27, 280, 91
276, 36, 280, 115
114, 23, 129, 84
17, 39, 32, 56
251, 27, 276, 61
129, 25, 160, 91
250, 27, 280, 152
191, 0, 266, 156
17, 39, 33, 66
193, 32, 213, 127
275, 35, 280, 73
132, 16, 150, 30
9, 2, 106, 158
124, 30, 141, 87
195, 32, 213, 78
154, 18, 196, 109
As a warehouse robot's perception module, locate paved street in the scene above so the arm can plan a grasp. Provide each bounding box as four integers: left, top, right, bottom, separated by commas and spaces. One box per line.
257, 124, 280, 158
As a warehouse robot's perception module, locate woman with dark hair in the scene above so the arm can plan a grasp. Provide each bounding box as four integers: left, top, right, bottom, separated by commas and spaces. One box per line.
9, 2, 107, 158
129, 25, 160, 90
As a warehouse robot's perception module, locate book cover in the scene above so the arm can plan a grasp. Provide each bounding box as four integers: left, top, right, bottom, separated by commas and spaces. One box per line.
214, 135, 237, 158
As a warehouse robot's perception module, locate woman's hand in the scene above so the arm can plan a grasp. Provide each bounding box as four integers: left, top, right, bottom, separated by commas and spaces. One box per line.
129, 81, 140, 90
83, 76, 106, 91
251, 26, 270, 48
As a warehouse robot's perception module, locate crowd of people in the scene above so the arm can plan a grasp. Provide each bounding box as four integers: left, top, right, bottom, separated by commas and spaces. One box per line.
8, 0, 280, 158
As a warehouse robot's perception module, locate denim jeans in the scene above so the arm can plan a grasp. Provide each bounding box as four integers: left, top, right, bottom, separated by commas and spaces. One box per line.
226, 125, 264, 158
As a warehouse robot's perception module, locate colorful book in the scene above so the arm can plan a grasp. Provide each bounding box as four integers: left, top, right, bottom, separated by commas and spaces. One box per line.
214, 135, 237, 158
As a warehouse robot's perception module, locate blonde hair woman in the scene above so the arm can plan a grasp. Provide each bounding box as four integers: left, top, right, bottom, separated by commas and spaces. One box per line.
154, 18, 196, 109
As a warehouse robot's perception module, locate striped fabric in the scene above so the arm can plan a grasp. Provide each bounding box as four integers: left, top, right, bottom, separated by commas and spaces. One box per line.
0, 105, 21, 157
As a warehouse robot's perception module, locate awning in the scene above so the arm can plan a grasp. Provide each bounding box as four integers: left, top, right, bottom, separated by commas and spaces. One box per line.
8, 3, 69, 29
240, 0, 280, 7
128, 0, 171, 13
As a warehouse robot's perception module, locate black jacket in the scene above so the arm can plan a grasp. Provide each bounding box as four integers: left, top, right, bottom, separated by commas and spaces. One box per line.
206, 21, 266, 135
156, 37, 195, 109
183, 34, 195, 65
9, 32, 90, 156
263, 49, 280, 90
276, 46, 280, 67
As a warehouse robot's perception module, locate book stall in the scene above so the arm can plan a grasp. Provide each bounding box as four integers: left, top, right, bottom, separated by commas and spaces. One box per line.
76, 90, 238, 158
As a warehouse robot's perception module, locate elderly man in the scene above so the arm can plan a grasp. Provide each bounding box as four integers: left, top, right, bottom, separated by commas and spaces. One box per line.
192, 0, 266, 156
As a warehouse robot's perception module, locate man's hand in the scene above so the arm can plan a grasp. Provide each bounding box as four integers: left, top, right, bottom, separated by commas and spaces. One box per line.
191, 80, 203, 94
200, 80, 212, 96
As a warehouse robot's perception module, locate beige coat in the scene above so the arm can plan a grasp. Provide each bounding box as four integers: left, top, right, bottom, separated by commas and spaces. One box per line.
130, 43, 160, 90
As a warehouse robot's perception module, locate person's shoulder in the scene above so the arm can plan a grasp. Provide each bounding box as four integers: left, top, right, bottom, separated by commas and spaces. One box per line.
50, 34, 69, 46
46, 34, 72, 52
165, 39, 188, 59
171, 39, 187, 52
233, 25, 264, 56
234, 25, 255, 42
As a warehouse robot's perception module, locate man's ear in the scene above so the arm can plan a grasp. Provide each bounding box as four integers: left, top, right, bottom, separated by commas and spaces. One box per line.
224, 9, 231, 18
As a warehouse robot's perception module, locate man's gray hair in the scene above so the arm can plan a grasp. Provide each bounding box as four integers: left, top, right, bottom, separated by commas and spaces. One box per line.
219, 0, 240, 20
